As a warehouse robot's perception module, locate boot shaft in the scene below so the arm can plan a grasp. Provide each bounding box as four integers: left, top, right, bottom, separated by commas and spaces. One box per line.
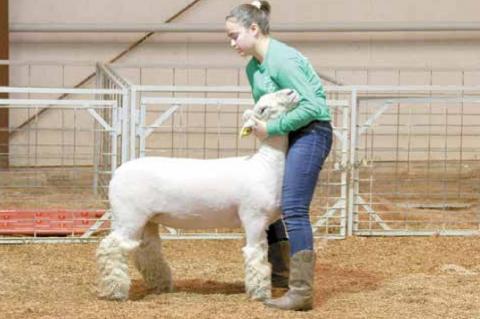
268, 240, 290, 288
264, 249, 316, 311
288, 250, 316, 296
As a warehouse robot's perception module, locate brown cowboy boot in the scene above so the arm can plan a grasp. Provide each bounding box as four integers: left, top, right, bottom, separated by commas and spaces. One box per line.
264, 250, 316, 311
268, 240, 290, 288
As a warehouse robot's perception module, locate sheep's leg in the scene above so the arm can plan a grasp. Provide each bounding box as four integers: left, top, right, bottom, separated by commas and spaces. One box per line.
96, 231, 140, 300
133, 222, 173, 293
96, 202, 149, 301
242, 216, 272, 301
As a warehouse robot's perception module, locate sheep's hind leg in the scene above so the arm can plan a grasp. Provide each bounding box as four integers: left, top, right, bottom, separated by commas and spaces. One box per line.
96, 231, 140, 300
133, 222, 173, 293
241, 216, 272, 301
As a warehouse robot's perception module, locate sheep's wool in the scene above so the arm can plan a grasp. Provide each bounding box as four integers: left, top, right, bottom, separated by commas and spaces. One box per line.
96, 89, 300, 301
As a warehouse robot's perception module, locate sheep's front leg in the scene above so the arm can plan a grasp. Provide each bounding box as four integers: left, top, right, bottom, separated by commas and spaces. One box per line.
241, 215, 272, 301
133, 222, 173, 293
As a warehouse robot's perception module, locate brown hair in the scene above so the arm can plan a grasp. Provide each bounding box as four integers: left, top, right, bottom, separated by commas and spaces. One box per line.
226, 1, 271, 35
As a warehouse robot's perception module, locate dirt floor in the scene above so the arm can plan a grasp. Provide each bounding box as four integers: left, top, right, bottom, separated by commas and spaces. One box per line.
1, 165, 479, 318
1, 237, 480, 319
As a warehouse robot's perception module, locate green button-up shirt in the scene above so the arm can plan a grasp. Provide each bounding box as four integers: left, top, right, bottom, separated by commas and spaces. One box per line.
246, 38, 331, 136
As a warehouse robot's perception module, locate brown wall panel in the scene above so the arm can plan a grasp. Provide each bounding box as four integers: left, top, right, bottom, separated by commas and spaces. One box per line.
0, 0, 8, 167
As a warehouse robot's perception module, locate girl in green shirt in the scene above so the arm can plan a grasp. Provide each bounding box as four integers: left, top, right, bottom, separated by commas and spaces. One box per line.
226, 1, 333, 311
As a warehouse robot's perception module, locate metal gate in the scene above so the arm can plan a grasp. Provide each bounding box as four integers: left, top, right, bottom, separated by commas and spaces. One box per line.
134, 90, 350, 238
100, 62, 480, 238
0, 86, 122, 243
348, 87, 480, 236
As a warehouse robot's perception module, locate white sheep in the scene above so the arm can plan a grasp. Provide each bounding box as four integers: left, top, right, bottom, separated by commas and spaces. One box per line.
96, 88, 299, 301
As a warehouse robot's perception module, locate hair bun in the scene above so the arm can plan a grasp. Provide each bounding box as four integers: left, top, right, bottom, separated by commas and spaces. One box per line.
251, 1, 271, 15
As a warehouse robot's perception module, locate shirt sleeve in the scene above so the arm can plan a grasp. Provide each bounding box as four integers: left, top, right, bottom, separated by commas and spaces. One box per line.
266, 57, 325, 136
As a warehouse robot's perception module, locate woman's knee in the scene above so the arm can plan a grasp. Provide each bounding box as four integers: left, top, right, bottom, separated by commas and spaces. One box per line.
282, 206, 311, 226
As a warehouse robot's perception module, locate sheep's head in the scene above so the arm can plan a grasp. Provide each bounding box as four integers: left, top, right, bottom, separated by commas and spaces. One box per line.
240, 89, 300, 137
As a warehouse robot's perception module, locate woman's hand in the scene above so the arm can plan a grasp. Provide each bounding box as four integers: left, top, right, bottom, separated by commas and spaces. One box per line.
251, 117, 269, 140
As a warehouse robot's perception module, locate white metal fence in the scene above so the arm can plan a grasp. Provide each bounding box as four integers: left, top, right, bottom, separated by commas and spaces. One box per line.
0, 63, 479, 242
108, 58, 480, 239
136, 94, 350, 238
348, 88, 480, 236
0, 86, 122, 243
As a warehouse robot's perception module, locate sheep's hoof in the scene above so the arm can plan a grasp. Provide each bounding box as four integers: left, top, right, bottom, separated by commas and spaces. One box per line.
98, 291, 129, 301
97, 283, 130, 301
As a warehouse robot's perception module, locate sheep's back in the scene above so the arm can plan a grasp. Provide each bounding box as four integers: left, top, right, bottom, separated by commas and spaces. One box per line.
109, 156, 254, 213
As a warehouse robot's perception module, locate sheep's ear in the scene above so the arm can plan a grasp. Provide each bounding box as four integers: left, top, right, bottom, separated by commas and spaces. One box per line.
285, 90, 300, 110
242, 109, 254, 121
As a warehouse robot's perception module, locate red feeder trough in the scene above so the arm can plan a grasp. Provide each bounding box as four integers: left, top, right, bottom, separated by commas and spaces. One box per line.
0, 209, 108, 236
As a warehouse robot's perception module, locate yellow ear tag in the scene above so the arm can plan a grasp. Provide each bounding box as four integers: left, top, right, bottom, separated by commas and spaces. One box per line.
240, 127, 252, 138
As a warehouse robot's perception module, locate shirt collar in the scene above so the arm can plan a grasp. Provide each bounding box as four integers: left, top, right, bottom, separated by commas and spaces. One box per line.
252, 38, 274, 72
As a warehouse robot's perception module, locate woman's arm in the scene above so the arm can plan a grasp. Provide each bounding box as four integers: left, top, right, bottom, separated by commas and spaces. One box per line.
267, 57, 328, 136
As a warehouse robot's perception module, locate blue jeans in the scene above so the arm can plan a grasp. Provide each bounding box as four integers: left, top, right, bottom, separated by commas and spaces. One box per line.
282, 121, 332, 255
266, 121, 332, 255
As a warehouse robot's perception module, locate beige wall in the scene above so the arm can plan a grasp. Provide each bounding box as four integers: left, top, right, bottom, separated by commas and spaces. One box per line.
6, 0, 480, 165
10, 0, 194, 24
8, 0, 480, 87
8, 0, 480, 84
10, 0, 480, 23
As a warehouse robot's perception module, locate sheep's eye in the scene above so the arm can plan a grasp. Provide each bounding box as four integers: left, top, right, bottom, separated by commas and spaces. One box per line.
258, 106, 267, 114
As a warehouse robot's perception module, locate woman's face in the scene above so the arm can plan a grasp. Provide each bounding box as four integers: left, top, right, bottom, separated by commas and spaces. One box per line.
225, 19, 257, 57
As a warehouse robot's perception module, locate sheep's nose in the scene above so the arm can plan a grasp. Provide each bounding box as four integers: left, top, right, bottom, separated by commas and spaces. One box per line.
286, 89, 295, 96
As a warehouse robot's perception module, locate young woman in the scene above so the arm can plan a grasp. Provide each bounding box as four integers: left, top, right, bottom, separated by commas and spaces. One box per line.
225, 1, 332, 311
